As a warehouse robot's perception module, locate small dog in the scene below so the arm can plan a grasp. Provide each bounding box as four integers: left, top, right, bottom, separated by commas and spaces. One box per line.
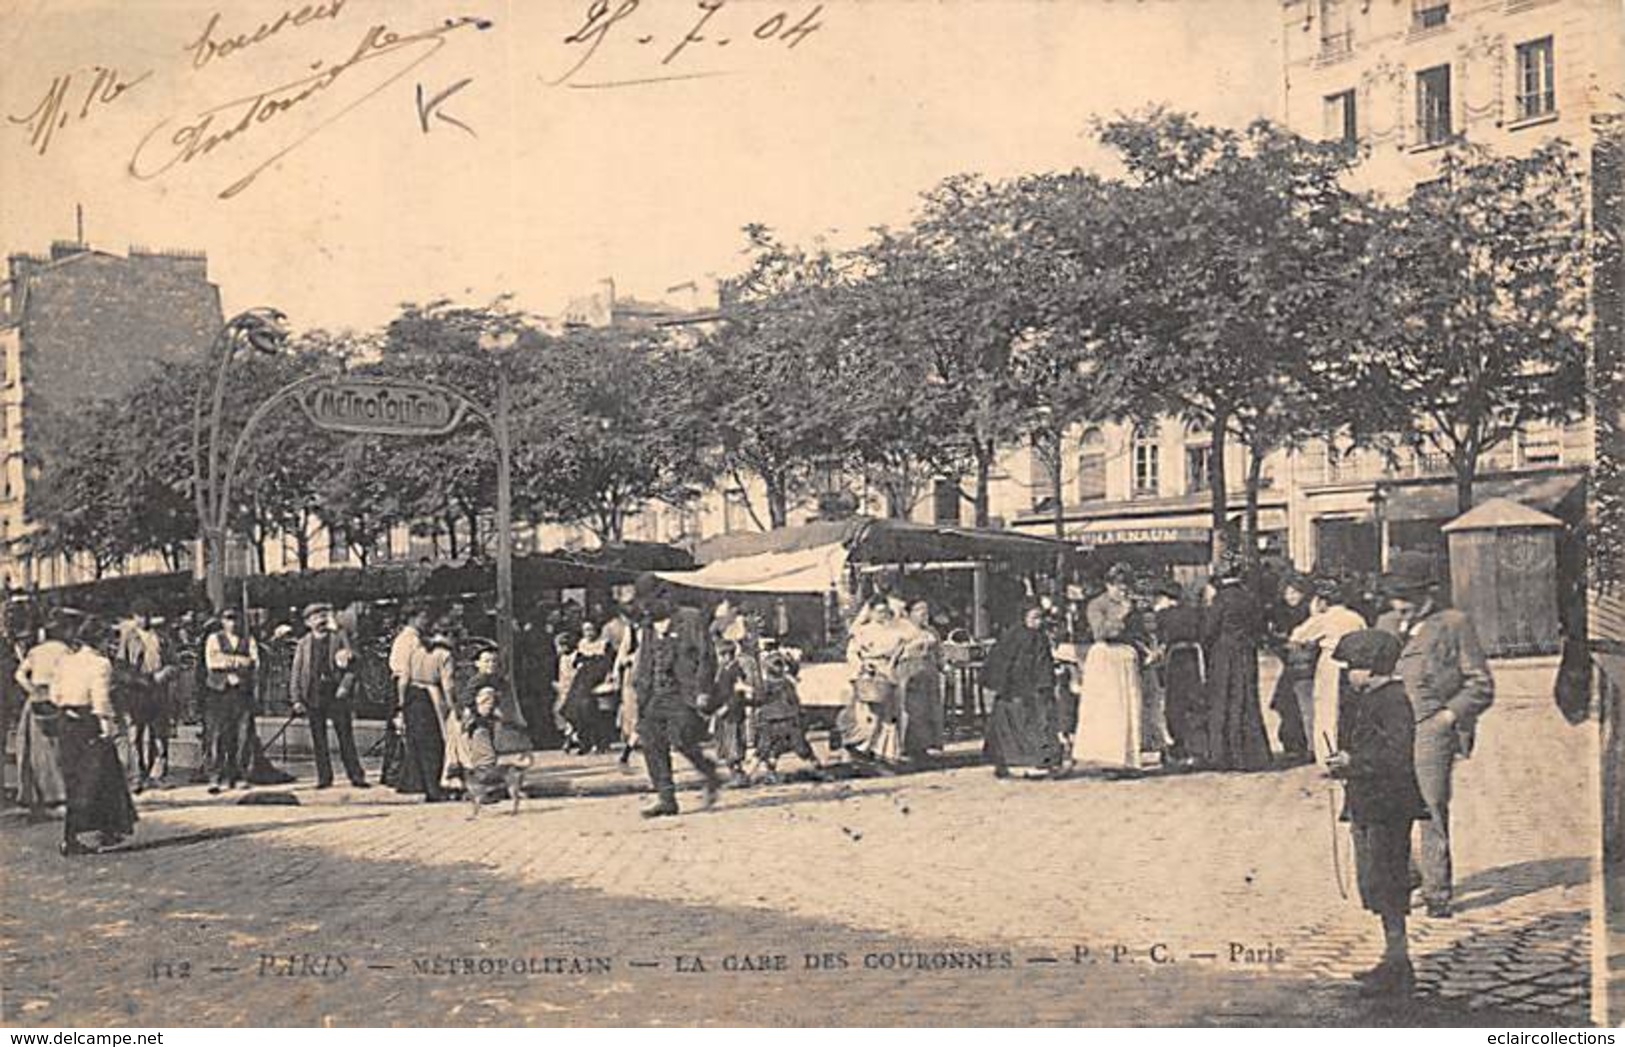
467, 753, 532, 820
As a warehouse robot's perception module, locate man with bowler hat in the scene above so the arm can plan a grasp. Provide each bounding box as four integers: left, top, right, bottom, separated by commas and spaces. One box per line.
629, 573, 721, 817
1377, 550, 1494, 918
290, 603, 369, 789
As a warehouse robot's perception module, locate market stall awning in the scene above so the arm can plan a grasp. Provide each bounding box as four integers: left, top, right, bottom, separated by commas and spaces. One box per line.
1070, 509, 1287, 546
687, 517, 1073, 568
657, 542, 848, 594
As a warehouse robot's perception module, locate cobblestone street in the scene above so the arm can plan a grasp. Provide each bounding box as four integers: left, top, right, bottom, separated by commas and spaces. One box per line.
0, 667, 1595, 1026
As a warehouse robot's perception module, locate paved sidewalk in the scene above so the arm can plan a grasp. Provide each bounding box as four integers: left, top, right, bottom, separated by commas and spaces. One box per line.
0, 658, 1593, 1026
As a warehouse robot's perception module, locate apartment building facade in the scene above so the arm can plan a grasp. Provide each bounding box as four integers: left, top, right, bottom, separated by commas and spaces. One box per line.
0, 241, 224, 590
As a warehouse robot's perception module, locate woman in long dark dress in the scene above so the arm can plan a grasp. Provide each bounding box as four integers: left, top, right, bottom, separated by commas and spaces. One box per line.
1203, 559, 1272, 771
983, 602, 1062, 779
1152, 581, 1208, 766
53, 616, 137, 855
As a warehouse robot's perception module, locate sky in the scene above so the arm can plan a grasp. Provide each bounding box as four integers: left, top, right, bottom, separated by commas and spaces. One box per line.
0, 0, 1282, 333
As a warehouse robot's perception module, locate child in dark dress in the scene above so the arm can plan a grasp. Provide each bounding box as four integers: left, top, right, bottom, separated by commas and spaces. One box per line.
746, 650, 823, 783
1325, 629, 1431, 998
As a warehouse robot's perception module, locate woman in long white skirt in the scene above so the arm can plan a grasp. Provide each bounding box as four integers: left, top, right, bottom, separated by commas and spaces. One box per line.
1073, 564, 1143, 771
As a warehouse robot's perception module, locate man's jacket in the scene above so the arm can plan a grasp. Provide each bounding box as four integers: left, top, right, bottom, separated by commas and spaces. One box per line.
1379, 605, 1495, 756
631, 607, 714, 715
289, 629, 355, 711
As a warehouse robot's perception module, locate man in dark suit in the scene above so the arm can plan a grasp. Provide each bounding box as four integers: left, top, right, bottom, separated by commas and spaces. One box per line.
289, 603, 369, 790
630, 575, 720, 818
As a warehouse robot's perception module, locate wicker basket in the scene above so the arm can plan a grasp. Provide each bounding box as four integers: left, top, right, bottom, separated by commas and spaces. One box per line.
852, 675, 896, 706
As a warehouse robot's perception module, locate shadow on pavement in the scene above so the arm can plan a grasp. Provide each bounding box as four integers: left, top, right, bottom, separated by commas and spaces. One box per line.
111, 812, 391, 854
0, 800, 1586, 1028
1450, 857, 1590, 915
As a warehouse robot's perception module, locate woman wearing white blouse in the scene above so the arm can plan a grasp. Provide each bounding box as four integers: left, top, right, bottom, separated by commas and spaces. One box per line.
13, 613, 74, 819
53, 616, 137, 855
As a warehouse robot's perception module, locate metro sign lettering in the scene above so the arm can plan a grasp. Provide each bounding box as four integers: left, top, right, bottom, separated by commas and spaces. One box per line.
299, 378, 467, 437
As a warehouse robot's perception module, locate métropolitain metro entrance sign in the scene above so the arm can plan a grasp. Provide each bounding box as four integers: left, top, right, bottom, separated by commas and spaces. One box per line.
298, 377, 469, 437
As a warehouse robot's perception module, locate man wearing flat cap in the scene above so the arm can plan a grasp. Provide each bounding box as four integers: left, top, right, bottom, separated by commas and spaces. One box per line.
290, 603, 368, 789
1376, 550, 1494, 918
203, 609, 258, 793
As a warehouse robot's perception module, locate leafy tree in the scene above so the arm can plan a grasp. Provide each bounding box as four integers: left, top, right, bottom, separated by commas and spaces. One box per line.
848, 176, 1040, 527
26, 368, 199, 576
515, 327, 707, 545
701, 226, 853, 528
1096, 111, 1363, 560
1350, 140, 1591, 514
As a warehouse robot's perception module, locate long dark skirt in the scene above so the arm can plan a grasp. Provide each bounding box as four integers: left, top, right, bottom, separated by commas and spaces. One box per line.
381, 721, 419, 792
983, 689, 1060, 770
400, 688, 447, 801
17, 700, 67, 810
1163, 648, 1207, 762
899, 669, 945, 758
59, 713, 137, 840
1205, 638, 1271, 771
564, 673, 617, 753
1269, 666, 1309, 757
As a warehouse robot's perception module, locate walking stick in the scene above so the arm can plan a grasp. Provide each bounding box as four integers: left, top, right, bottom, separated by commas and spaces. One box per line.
1323, 731, 1350, 901
261, 709, 302, 751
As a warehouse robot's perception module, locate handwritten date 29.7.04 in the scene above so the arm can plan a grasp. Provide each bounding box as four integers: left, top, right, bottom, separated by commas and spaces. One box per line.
552, 0, 824, 89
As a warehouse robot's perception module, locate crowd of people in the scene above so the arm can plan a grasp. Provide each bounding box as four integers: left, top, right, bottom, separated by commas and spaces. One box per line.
2, 551, 1499, 996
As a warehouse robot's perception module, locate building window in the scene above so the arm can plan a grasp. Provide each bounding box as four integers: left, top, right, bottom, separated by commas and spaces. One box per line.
328, 528, 350, 564
1132, 425, 1160, 498
1319, 0, 1352, 56
1517, 421, 1563, 467
1077, 428, 1106, 502
1324, 90, 1357, 147
1515, 37, 1555, 121
1185, 444, 1213, 495
932, 479, 962, 525
1415, 65, 1452, 146
1412, 0, 1449, 30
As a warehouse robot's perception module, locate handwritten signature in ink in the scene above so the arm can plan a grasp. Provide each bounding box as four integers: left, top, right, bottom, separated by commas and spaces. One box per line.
129, 14, 492, 200
8, 66, 153, 157
548, 0, 823, 90
184, 1, 350, 73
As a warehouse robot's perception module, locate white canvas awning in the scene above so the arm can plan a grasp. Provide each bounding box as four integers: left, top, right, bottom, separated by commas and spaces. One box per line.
655, 542, 848, 594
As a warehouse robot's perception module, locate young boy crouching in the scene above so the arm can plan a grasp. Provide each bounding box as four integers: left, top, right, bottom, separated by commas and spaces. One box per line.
1325, 628, 1431, 998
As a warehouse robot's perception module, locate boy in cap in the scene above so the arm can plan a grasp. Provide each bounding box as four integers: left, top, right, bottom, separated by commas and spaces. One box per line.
1325, 628, 1431, 997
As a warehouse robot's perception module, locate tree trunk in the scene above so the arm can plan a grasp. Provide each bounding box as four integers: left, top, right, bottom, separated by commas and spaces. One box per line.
445, 514, 460, 560
1244, 444, 1266, 570
295, 523, 311, 573
1454, 454, 1477, 516
466, 510, 483, 558
884, 481, 907, 520
974, 441, 993, 528
765, 478, 789, 529
1048, 442, 1066, 538
1208, 410, 1231, 563
254, 527, 268, 575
